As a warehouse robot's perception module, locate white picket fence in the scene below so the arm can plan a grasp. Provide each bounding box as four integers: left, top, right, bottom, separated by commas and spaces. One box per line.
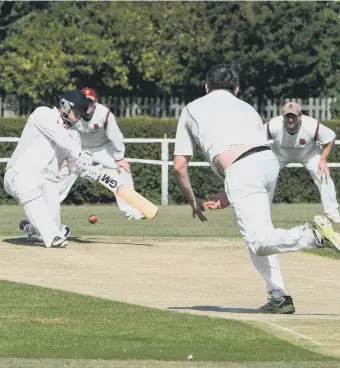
1, 137, 340, 205
0, 95, 337, 120
254, 97, 336, 120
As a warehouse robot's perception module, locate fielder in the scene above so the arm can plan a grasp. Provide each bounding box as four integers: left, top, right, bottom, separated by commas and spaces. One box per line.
173, 64, 340, 314
4, 90, 100, 248
58, 87, 144, 220
265, 102, 340, 223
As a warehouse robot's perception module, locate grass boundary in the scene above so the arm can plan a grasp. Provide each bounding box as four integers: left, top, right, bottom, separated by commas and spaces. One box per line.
0, 359, 339, 368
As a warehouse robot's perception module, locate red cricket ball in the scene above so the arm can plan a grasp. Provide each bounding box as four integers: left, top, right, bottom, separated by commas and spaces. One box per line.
88, 214, 98, 224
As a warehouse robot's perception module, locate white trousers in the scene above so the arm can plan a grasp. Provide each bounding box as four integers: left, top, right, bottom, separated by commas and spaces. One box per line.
278, 147, 339, 217
4, 168, 62, 247
224, 150, 317, 298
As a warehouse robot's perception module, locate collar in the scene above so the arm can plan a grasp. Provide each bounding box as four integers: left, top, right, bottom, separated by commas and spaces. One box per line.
209, 89, 234, 95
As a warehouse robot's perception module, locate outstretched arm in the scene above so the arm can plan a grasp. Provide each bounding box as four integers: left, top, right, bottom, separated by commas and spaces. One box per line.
316, 123, 336, 178
173, 155, 207, 222
105, 111, 130, 172
318, 139, 335, 177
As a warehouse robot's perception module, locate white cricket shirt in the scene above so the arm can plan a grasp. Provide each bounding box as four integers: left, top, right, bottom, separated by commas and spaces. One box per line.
75, 103, 125, 161
174, 90, 268, 169
266, 115, 336, 161
6, 106, 81, 175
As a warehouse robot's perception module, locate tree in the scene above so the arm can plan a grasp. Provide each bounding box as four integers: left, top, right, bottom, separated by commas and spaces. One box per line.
0, 2, 213, 101
0, 1, 339, 103
0, 2, 127, 101
204, 1, 340, 102
0, 2, 49, 40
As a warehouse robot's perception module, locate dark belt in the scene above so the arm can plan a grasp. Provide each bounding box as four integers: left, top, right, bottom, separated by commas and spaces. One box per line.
232, 145, 271, 165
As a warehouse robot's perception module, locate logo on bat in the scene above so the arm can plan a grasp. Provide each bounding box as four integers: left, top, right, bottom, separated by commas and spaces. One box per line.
100, 173, 118, 189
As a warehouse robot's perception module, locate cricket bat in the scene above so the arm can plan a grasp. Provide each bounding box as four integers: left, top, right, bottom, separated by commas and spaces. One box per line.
98, 169, 159, 220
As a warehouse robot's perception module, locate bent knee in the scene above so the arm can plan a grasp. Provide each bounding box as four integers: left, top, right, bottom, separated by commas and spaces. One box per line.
248, 243, 268, 256
246, 232, 269, 256
11, 173, 43, 205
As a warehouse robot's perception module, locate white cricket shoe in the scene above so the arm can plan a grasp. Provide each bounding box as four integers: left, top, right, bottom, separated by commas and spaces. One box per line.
60, 224, 71, 238
19, 220, 71, 246
19, 220, 43, 243
313, 215, 340, 252
51, 236, 68, 248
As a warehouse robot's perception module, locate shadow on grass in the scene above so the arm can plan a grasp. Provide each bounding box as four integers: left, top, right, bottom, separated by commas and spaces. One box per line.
168, 306, 340, 316
2, 237, 154, 247
168, 305, 259, 313
2, 237, 44, 247
294, 313, 340, 316
69, 237, 154, 246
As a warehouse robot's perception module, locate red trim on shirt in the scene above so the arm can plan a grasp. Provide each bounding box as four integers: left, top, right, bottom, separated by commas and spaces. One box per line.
267, 122, 272, 139
104, 109, 111, 130
314, 121, 320, 141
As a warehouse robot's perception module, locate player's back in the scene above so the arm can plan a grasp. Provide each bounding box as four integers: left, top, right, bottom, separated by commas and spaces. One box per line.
187, 90, 268, 161
6, 107, 58, 173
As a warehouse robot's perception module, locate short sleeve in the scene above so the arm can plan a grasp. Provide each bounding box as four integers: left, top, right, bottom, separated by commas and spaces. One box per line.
316, 123, 336, 145
105, 111, 125, 160
174, 106, 194, 157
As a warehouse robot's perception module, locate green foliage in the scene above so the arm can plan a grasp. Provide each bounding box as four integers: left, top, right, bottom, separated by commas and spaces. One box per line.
2, 117, 340, 205
0, 2, 212, 100
0, 2, 339, 101
204, 2, 340, 102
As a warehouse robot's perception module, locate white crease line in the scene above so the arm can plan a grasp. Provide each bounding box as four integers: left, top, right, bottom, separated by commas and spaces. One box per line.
251, 318, 322, 346
186, 311, 323, 346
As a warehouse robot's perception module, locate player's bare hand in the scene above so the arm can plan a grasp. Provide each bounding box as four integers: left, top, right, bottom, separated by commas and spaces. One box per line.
117, 159, 130, 173
191, 197, 207, 222
318, 159, 330, 181
204, 192, 230, 210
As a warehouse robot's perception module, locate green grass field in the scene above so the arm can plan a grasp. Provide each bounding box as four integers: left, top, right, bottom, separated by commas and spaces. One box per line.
2, 202, 340, 258
0, 202, 337, 238
0, 280, 332, 363
0, 281, 337, 367
0, 203, 339, 367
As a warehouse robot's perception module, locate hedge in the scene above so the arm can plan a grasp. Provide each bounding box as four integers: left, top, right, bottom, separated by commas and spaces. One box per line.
1, 116, 340, 205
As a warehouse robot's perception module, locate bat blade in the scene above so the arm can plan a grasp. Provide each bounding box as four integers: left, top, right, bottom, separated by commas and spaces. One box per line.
117, 186, 159, 219
98, 169, 159, 220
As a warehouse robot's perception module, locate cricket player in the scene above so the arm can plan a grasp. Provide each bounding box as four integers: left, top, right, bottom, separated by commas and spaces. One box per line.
173, 64, 340, 314
58, 87, 144, 220
265, 102, 340, 222
4, 90, 100, 248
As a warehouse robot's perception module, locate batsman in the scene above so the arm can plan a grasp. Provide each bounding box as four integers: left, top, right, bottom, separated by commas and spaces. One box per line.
4, 90, 95, 248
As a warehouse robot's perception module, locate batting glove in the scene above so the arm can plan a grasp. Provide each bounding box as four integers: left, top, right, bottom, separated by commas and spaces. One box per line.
76, 149, 94, 172
80, 164, 103, 183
